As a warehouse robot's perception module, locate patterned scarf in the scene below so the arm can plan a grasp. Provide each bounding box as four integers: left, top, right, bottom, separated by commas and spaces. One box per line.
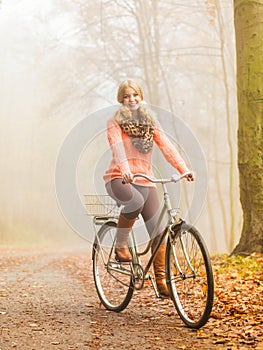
114, 105, 155, 154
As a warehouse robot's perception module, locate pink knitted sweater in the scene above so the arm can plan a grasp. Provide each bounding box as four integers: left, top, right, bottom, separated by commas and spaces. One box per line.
103, 117, 190, 187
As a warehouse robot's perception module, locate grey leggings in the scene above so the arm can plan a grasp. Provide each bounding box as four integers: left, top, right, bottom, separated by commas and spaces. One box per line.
106, 178, 164, 241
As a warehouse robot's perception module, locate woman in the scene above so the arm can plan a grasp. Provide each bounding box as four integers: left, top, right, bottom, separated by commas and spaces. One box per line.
103, 79, 194, 296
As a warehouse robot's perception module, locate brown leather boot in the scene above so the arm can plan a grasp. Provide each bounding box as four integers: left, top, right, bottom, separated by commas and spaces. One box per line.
152, 245, 169, 297
115, 214, 136, 262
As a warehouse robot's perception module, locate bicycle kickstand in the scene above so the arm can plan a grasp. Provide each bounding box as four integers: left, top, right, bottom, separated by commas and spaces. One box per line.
149, 275, 161, 298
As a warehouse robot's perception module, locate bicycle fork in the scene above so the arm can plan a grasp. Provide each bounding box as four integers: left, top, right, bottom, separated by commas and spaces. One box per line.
168, 225, 195, 279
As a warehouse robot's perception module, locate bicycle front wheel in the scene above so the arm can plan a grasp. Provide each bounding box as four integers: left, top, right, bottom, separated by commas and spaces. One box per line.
93, 221, 134, 312
166, 224, 214, 328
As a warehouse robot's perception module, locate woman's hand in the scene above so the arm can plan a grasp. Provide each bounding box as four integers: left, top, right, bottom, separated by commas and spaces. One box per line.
185, 172, 195, 182
122, 172, 134, 184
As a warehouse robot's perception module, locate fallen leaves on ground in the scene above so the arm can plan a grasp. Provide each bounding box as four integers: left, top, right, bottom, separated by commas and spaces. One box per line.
62, 252, 263, 349
209, 253, 263, 347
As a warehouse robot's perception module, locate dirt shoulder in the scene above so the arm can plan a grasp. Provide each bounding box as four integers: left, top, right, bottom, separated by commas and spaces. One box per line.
0, 246, 262, 350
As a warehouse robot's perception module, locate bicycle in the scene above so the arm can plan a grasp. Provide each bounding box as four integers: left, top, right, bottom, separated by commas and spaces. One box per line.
84, 172, 214, 329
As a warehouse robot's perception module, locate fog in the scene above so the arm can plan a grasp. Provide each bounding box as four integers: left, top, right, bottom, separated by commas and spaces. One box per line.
0, 0, 242, 253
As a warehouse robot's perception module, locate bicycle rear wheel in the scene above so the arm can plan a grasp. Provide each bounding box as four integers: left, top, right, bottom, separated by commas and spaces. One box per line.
166, 224, 214, 328
93, 221, 134, 312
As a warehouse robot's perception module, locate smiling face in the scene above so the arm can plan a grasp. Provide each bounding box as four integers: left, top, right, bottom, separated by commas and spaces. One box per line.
122, 87, 142, 110
117, 80, 144, 111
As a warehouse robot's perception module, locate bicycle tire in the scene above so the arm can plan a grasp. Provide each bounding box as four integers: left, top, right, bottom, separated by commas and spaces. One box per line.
166, 223, 214, 328
93, 221, 134, 312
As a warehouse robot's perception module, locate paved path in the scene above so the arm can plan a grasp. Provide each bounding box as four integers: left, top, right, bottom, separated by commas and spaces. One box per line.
0, 245, 226, 350
0, 247, 93, 350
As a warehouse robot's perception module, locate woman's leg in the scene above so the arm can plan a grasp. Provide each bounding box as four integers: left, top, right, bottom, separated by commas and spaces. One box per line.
137, 186, 164, 245
106, 179, 144, 220
137, 186, 169, 297
105, 179, 145, 261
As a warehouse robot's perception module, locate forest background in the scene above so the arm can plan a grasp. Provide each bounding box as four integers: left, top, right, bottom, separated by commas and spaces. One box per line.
0, 0, 247, 254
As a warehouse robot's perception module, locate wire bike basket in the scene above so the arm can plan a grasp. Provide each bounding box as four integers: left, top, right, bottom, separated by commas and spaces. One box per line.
84, 195, 121, 218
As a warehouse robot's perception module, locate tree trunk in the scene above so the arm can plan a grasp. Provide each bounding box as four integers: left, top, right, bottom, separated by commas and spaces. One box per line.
232, 0, 263, 255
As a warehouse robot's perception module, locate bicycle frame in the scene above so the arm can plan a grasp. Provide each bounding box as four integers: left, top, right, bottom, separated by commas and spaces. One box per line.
128, 179, 184, 279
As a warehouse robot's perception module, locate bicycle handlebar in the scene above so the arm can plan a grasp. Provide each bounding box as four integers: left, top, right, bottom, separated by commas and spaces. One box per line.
133, 171, 193, 184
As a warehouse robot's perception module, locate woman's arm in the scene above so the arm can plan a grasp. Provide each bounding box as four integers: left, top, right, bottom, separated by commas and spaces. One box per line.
154, 121, 194, 181
107, 118, 133, 182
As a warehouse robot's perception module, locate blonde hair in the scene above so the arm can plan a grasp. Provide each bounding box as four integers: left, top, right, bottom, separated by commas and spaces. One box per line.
117, 79, 144, 103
